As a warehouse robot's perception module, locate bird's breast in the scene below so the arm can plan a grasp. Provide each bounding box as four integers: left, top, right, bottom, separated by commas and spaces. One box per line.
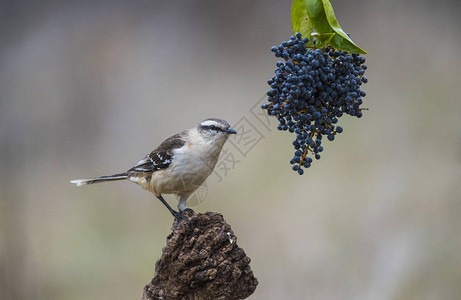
172, 142, 221, 176
149, 141, 223, 195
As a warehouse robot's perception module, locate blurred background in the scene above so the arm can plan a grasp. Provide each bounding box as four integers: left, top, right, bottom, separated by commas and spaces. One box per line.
1, 0, 461, 299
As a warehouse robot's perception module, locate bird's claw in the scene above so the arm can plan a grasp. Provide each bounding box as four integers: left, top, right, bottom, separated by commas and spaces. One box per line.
173, 211, 192, 224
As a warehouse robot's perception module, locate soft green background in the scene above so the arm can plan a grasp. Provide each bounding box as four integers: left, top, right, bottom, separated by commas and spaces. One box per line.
1, 0, 461, 299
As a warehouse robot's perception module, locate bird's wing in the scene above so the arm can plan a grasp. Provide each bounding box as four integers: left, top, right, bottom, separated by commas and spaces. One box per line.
127, 132, 186, 173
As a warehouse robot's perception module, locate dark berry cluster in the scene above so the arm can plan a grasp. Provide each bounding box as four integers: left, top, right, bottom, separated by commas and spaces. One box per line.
262, 33, 367, 175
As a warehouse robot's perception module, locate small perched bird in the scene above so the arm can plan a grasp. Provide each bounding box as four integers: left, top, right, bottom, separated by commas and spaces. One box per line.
70, 118, 237, 222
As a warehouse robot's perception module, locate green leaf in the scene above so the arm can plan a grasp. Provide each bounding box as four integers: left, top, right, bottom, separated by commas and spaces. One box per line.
291, 0, 314, 46
321, 0, 366, 54
305, 0, 330, 36
313, 32, 334, 49
304, 0, 366, 54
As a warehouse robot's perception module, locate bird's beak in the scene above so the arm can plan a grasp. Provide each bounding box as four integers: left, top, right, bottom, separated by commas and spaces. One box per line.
226, 127, 237, 134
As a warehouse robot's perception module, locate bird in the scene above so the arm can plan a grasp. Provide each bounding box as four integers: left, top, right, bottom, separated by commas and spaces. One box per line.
70, 118, 237, 223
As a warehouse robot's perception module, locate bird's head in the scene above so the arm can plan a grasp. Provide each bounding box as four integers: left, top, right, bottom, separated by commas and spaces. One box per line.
196, 118, 237, 144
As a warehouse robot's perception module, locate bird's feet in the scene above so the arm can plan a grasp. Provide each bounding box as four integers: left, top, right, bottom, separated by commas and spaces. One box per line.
156, 195, 192, 225
173, 210, 192, 224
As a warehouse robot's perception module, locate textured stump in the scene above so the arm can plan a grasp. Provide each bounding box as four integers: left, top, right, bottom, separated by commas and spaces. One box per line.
141, 211, 258, 300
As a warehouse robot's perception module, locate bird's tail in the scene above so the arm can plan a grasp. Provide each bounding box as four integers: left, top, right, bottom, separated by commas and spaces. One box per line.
70, 173, 128, 186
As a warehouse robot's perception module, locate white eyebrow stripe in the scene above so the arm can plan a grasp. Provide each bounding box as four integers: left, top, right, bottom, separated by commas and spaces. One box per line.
200, 120, 219, 127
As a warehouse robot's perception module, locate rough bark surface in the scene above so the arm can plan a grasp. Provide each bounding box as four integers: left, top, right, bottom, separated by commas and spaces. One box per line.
141, 210, 258, 300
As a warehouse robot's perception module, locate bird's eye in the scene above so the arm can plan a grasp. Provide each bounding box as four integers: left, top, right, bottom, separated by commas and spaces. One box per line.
209, 125, 218, 131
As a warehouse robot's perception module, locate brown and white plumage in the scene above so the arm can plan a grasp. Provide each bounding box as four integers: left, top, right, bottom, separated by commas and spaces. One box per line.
70, 118, 236, 217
